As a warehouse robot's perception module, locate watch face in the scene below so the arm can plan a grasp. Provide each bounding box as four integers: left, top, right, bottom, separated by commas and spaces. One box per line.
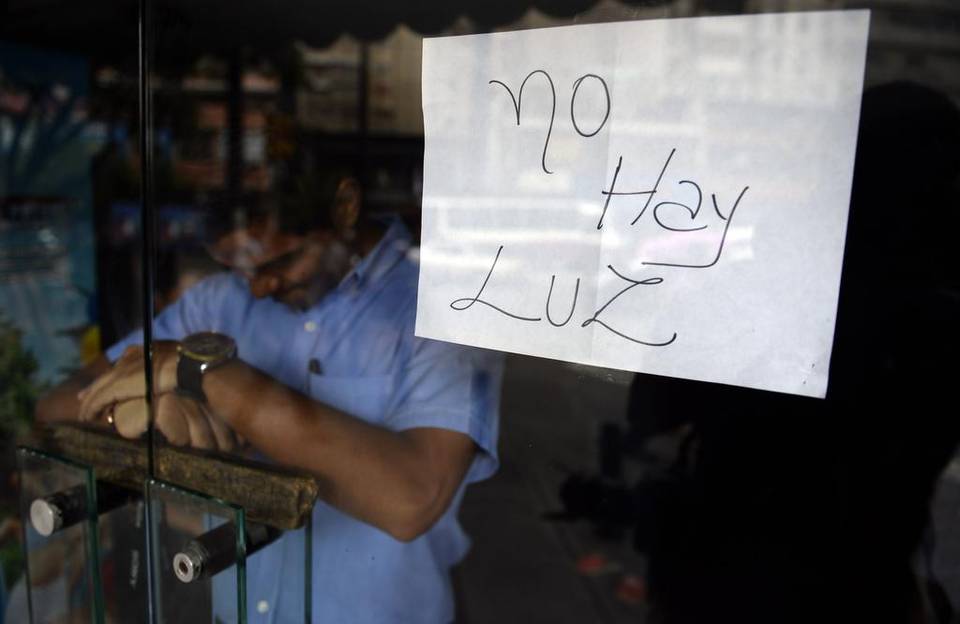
180, 332, 236, 362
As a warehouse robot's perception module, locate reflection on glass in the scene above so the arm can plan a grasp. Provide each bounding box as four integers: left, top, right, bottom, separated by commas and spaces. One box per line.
133, 3, 959, 623
128, 11, 507, 622
1, 24, 144, 621
98, 499, 150, 624
2, 1, 957, 623
147, 479, 244, 624
17, 447, 102, 623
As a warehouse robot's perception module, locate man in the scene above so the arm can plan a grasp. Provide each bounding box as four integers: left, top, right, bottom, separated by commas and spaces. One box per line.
37, 174, 504, 623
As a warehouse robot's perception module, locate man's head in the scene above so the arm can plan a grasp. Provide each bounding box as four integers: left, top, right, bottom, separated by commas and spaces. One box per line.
205, 173, 362, 310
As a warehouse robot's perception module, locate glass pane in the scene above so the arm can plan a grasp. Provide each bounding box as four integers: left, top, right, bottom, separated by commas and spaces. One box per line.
17, 447, 102, 623
131, 2, 960, 624
147, 479, 246, 624
1, 2, 147, 622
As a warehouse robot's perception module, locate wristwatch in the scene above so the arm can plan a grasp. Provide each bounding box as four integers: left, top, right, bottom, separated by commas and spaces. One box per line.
176, 332, 237, 403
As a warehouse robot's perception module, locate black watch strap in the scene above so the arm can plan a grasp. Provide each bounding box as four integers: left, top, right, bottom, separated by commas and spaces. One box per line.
176, 356, 207, 403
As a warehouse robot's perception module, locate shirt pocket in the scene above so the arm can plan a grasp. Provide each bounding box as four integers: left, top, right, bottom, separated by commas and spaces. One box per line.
307, 374, 393, 425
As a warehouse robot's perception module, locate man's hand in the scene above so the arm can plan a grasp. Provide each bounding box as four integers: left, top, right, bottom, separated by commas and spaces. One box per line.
155, 393, 240, 451
104, 393, 240, 452
76, 342, 178, 423
75, 342, 239, 452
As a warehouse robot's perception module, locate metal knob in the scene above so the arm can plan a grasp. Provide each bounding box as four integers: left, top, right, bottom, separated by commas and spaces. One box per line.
30, 498, 63, 537
172, 521, 281, 583
28, 482, 136, 537
173, 546, 204, 583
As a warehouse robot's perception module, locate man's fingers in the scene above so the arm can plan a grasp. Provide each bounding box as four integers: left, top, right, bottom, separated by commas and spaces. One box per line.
77, 366, 146, 422
182, 400, 217, 450
79, 383, 140, 422
108, 392, 236, 452
112, 399, 149, 439
76, 346, 148, 420
204, 405, 237, 452
76, 369, 119, 421
155, 394, 191, 446
91, 391, 235, 453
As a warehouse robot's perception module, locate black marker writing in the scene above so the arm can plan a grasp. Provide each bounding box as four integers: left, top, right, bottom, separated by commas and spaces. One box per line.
545, 275, 580, 327
652, 180, 706, 232
489, 70, 556, 175
450, 245, 542, 321
597, 155, 622, 230
460, 72, 755, 350
490, 70, 612, 174
452, 246, 677, 347
570, 74, 610, 138
598, 149, 676, 229
581, 265, 677, 346
642, 185, 749, 269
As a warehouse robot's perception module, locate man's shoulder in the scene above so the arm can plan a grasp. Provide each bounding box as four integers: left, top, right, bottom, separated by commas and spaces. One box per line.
181, 271, 251, 304
368, 251, 420, 311
390, 253, 421, 291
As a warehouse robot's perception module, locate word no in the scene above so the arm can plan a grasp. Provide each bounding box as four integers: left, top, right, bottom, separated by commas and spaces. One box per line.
490, 69, 610, 174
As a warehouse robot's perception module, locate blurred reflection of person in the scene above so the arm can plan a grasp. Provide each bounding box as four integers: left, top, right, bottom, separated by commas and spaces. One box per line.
36, 171, 504, 623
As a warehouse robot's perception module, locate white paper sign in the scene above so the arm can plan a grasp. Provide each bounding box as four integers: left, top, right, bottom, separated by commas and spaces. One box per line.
417, 11, 870, 398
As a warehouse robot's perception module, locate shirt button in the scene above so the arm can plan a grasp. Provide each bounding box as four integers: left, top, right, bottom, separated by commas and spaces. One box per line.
304, 321, 317, 332
257, 600, 269, 614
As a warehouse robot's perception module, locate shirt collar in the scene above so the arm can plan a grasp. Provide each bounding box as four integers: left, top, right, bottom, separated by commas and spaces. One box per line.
340, 215, 411, 292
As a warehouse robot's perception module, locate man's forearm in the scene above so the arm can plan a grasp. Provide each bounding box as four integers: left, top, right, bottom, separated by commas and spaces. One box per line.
202, 359, 475, 542
69, 344, 477, 540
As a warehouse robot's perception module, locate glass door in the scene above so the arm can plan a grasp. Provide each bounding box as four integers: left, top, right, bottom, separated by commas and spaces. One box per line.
3, 1, 960, 623
1, 1, 151, 621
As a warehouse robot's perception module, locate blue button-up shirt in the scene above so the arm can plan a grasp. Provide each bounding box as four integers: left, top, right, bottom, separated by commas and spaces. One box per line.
108, 219, 503, 623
